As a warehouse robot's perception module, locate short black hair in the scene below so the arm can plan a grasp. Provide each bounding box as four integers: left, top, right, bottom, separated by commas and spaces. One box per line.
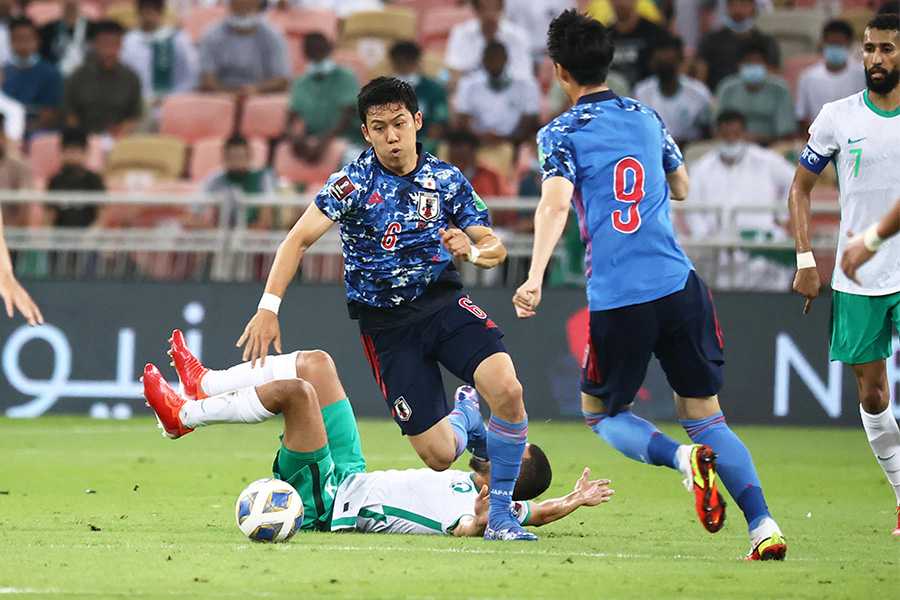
357, 76, 419, 124
137, 0, 165, 11
716, 109, 747, 128
303, 32, 331, 56
738, 37, 771, 61
61, 128, 88, 149
468, 443, 553, 501
445, 128, 480, 148
225, 133, 249, 149
652, 35, 684, 59
92, 20, 126, 38
878, 2, 899, 16
8, 17, 37, 35
823, 19, 855, 40
547, 9, 615, 86
867, 13, 900, 31
389, 40, 422, 62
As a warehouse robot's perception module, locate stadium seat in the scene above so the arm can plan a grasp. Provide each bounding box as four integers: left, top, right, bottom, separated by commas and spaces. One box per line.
418, 5, 475, 52
240, 95, 289, 141
26, 1, 103, 26
105, 1, 178, 30
105, 135, 187, 181
183, 5, 229, 44
476, 142, 515, 179
339, 7, 418, 50
189, 137, 268, 182
334, 49, 370, 85
286, 36, 307, 76
839, 7, 877, 38
273, 138, 348, 189
683, 139, 718, 165
368, 50, 446, 81
782, 52, 821, 96
757, 9, 826, 59
266, 7, 339, 42
159, 94, 237, 146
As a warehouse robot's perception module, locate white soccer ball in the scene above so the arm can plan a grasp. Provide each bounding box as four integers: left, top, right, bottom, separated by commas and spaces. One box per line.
235, 478, 304, 542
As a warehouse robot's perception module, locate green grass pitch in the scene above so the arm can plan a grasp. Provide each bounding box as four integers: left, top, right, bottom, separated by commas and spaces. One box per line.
2, 416, 898, 599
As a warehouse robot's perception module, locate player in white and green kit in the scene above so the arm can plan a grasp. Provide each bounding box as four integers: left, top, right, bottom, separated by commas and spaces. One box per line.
142, 332, 615, 538
788, 13, 900, 536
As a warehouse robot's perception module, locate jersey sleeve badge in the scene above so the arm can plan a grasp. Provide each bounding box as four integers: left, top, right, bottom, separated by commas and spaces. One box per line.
329, 174, 357, 201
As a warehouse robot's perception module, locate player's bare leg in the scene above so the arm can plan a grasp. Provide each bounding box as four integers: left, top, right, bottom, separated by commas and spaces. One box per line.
852, 360, 900, 535
676, 393, 785, 560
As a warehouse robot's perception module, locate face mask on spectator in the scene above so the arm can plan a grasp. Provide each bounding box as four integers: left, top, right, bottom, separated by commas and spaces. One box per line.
823, 44, 849, 68
394, 72, 421, 87
226, 14, 261, 31
9, 53, 39, 69
307, 58, 335, 77
739, 63, 767, 86
717, 140, 747, 162
724, 16, 755, 34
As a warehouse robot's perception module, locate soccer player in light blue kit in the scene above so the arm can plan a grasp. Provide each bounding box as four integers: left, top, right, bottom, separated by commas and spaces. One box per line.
237, 77, 534, 541
513, 10, 786, 560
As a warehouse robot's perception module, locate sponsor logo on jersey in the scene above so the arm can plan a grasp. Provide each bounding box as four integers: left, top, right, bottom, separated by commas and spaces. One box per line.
848, 137, 867, 144
329, 175, 356, 201
415, 190, 441, 221
451, 481, 474, 493
367, 191, 383, 204
393, 396, 412, 421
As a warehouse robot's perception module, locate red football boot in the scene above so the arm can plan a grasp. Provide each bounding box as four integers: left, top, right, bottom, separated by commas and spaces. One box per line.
687, 444, 726, 533
168, 329, 209, 400
142, 363, 192, 439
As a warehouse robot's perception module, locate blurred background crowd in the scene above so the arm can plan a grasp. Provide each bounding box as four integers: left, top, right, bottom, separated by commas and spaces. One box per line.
0, 0, 893, 288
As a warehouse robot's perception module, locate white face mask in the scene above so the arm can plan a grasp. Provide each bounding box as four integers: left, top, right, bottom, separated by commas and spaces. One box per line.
307, 58, 335, 77
226, 14, 262, 31
718, 141, 747, 162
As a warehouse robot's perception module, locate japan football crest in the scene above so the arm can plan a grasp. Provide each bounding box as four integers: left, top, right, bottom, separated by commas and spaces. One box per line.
393, 396, 412, 421
415, 190, 441, 221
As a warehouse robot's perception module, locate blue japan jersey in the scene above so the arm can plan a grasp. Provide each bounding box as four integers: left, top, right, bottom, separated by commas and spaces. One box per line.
315, 145, 491, 309
538, 90, 694, 311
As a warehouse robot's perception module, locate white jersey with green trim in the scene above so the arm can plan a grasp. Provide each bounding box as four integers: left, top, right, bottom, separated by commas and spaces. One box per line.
806, 90, 900, 295
330, 469, 529, 536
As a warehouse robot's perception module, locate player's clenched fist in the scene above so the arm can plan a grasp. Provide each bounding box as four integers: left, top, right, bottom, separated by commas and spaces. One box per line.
792, 267, 820, 314
237, 309, 282, 367
513, 278, 542, 319
439, 228, 474, 261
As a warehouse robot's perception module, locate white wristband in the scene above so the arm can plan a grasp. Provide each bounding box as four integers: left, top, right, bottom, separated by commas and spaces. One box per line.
257, 293, 282, 315
863, 223, 884, 252
468, 245, 481, 264
796, 251, 816, 270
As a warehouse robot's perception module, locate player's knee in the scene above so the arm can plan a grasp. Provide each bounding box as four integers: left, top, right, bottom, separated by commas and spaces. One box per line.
421, 451, 455, 472
270, 378, 317, 412
485, 377, 525, 416
859, 382, 889, 411
295, 349, 336, 380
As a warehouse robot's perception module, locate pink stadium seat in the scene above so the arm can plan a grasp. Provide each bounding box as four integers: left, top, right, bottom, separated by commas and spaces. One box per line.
418, 5, 475, 52
189, 137, 268, 182
286, 36, 307, 76
159, 94, 237, 146
183, 5, 228, 44
27, 133, 63, 182
273, 138, 348, 189
266, 8, 339, 42
25, 1, 62, 26
240, 95, 289, 141
782, 52, 821, 97
333, 49, 369, 85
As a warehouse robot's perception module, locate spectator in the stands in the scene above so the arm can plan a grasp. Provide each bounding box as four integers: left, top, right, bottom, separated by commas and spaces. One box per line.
504, 0, 575, 66
0, 67, 25, 144
46, 128, 105, 228
388, 40, 447, 155
63, 20, 142, 137
121, 0, 199, 126
38, 0, 94, 76
633, 36, 712, 147
606, 0, 670, 87
714, 39, 794, 145
795, 19, 865, 133
455, 41, 541, 147
285, 32, 358, 164
187, 133, 275, 230
0, 114, 35, 232
444, 0, 533, 88
683, 110, 794, 291
198, 0, 289, 96
3, 18, 63, 138
695, 0, 779, 93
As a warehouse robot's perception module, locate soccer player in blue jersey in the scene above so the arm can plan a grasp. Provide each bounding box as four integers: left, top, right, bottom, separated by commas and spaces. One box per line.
236, 77, 535, 541
513, 10, 786, 560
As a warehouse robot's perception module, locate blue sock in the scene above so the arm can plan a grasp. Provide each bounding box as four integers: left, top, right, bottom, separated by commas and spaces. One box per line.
583, 410, 680, 469
486, 415, 527, 525
681, 412, 770, 530
448, 401, 482, 461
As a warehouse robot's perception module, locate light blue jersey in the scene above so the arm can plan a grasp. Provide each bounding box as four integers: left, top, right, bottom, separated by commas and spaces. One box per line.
538, 90, 693, 311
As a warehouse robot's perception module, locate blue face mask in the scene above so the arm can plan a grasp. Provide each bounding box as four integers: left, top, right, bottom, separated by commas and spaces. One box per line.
724, 16, 755, 34
9, 52, 39, 69
823, 44, 849, 68
739, 63, 767, 86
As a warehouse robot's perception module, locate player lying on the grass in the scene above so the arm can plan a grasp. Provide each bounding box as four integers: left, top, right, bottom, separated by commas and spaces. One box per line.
142, 331, 614, 536
841, 197, 900, 284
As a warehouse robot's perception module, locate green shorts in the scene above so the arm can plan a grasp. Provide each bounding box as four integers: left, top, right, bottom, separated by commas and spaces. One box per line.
830, 290, 900, 364
271, 398, 367, 531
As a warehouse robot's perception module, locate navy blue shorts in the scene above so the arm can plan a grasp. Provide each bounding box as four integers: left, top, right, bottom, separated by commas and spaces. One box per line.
360, 294, 506, 436
582, 271, 724, 416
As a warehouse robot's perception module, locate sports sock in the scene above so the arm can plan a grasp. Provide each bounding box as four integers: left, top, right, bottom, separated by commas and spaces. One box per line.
180, 386, 275, 428
201, 352, 300, 396
583, 410, 680, 469
486, 415, 527, 525
449, 399, 483, 461
681, 412, 770, 530
860, 404, 900, 504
